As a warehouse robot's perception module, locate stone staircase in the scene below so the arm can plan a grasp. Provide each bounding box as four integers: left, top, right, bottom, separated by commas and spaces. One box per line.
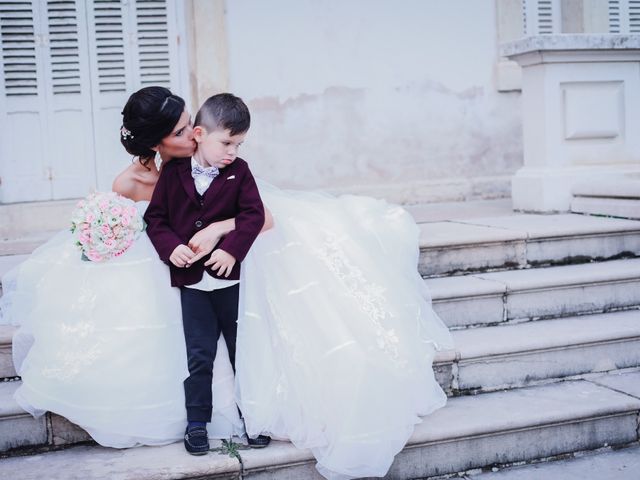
0, 198, 639, 479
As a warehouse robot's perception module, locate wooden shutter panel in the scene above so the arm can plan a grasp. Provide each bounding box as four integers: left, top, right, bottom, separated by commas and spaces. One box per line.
523, 0, 561, 35
88, 0, 184, 192
0, 0, 51, 202
629, 0, 640, 32
1, 1, 39, 96
136, 0, 172, 87
609, 0, 640, 33
609, 0, 622, 33
45, 0, 96, 200
47, 0, 82, 95
92, 0, 128, 93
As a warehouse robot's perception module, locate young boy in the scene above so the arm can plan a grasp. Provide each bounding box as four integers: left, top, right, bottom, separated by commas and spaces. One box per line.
144, 93, 269, 455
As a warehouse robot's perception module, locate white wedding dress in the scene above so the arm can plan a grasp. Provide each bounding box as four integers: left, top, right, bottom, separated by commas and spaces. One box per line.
1, 183, 453, 479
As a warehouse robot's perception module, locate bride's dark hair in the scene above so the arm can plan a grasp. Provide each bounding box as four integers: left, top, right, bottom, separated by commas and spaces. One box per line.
120, 86, 185, 166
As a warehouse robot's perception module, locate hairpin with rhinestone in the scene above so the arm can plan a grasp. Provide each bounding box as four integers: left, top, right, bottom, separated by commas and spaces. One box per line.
120, 126, 134, 140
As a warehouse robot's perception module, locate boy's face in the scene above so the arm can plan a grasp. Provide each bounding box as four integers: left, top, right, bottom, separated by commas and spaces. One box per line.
194, 127, 246, 169
155, 110, 196, 160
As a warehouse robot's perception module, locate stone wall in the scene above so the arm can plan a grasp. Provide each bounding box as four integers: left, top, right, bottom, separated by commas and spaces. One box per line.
210, 0, 523, 202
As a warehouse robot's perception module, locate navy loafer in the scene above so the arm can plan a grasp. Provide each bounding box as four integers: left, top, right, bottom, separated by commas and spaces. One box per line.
184, 426, 209, 455
247, 434, 271, 448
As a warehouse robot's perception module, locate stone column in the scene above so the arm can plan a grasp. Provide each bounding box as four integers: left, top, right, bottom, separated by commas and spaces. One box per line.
184, 0, 230, 111
502, 35, 640, 212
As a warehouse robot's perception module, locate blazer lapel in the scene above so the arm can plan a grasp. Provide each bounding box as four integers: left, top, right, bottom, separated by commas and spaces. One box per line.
202, 163, 235, 205
177, 160, 200, 208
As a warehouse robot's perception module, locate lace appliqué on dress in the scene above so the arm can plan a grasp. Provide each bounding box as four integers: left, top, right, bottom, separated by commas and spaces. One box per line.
314, 232, 406, 368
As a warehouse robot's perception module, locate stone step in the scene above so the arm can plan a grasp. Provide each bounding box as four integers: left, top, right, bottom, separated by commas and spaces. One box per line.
0, 326, 16, 378
572, 196, 640, 220
571, 176, 640, 220
0, 381, 91, 453
419, 213, 640, 276
466, 443, 640, 480
0, 374, 638, 479
0, 253, 28, 296
0, 200, 76, 239
450, 310, 640, 393
0, 232, 58, 257
429, 257, 640, 329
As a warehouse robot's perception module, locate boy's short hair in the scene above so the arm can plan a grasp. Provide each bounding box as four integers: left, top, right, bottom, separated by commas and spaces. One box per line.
194, 93, 250, 135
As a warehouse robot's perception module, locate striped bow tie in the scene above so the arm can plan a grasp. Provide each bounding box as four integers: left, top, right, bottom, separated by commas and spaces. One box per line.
191, 164, 219, 195
191, 163, 219, 179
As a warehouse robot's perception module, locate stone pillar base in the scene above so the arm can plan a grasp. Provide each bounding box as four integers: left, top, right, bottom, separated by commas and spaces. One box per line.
512, 166, 640, 212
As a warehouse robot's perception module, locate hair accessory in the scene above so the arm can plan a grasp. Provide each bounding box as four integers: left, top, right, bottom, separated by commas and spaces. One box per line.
120, 126, 134, 140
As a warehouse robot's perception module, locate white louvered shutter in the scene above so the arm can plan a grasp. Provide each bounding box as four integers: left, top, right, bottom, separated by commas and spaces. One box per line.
522, 0, 561, 35
0, 0, 51, 201
86, 0, 134, 192
87, 0, 183, 192
44, 0, 96, 199
609, 0, 640, 33
631, 0, 640, 32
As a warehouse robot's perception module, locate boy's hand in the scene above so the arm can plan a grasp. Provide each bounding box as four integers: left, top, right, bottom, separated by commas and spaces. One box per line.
187, 228, 223, 266
204, 249, 236, 277
170, 244, 195, 268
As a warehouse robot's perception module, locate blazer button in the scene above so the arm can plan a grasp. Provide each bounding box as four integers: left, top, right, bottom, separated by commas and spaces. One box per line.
195, 220, 203, 228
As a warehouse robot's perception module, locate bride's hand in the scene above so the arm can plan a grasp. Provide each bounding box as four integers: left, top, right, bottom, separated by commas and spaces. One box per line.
187, 219, 235, 266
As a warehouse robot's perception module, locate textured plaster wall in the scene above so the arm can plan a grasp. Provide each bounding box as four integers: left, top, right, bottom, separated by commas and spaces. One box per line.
224, 0, 523, 198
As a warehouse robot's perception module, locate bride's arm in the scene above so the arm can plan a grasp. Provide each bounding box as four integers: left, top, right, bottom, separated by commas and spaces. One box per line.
186, 207, 273, 266
263, 207, 274, 232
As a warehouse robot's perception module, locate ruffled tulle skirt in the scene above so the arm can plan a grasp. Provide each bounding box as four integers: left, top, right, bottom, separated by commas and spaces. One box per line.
237, 182, 453, 479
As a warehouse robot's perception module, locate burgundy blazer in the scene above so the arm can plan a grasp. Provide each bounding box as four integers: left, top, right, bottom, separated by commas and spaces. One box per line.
144, 157, 265, 287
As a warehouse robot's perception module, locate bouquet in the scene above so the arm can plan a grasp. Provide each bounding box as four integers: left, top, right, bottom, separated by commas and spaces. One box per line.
70, 192, 145, 262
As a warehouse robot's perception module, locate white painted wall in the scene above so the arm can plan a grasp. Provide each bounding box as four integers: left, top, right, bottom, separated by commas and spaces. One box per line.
223, 0, 523, 199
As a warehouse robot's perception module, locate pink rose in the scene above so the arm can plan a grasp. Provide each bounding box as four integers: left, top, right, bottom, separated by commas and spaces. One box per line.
87, 250, 102, 262
85, 213, 95, 223
110, 205, 122, 216
121, 215, 130, 227
100, 225, 110, 235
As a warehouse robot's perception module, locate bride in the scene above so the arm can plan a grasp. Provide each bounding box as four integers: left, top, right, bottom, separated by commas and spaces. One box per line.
0, 86, 453, 479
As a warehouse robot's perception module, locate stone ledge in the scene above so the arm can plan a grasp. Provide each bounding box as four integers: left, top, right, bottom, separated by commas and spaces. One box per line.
501, 34, 640, 58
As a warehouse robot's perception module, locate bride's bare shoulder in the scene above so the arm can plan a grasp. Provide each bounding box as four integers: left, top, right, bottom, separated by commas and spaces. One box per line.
112, 164, 139, 198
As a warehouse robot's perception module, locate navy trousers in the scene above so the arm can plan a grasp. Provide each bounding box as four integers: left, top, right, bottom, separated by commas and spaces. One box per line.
180, 283, 239, 423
